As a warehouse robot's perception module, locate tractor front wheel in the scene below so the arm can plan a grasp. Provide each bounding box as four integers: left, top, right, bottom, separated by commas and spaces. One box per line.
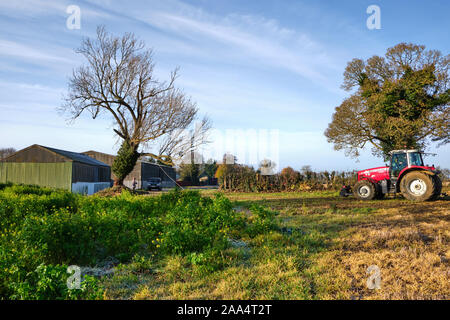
400, 171, 436, 201
354, 180, 376, 200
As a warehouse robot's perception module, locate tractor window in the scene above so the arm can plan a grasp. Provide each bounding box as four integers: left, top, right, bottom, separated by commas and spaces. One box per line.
390, 153, 408, 177
408, 152, 423, 166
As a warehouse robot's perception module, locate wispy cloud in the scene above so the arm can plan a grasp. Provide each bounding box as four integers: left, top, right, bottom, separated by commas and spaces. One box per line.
0, 0, 111, 19
135, 9, 340, 89
0, 40, 73, 64
0, 81, 64, 102
77, 0, 341, 91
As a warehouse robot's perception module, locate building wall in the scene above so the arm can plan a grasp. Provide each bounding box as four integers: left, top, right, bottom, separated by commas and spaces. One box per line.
83, 151, 176, 189
71, 182, 110, 195
141, 162, 160, 180
82, 151, 115, 167
79, 152, 116, 185
119, 163, 177, 189
72, 162, 111, 183
0, 162, 72, 190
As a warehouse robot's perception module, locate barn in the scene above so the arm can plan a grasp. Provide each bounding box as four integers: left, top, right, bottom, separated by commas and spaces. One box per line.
83, 150, 177, 189
0, 144, 111, 195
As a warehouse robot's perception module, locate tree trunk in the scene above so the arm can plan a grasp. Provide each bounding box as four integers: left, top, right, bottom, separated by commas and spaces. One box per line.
113, 179, 124, 186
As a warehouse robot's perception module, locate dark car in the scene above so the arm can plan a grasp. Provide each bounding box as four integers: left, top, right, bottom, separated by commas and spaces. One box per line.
147, 177, 162, 191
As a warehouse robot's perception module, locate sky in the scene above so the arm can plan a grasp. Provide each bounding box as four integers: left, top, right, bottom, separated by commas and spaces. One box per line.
0, 0, 449, 171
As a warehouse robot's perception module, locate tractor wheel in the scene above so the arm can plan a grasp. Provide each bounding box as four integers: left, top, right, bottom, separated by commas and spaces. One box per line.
430, 175, 442, 200
400, 171, 436, 201
354, 180, 376, 200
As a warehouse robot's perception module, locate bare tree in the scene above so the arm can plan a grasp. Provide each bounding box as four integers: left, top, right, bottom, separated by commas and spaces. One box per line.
156, 116, 211, 165
0, 147, 16, 160
62, 26, 210, 184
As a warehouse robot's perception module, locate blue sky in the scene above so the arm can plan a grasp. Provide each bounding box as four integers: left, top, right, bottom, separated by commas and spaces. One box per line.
0, 0, 449, 171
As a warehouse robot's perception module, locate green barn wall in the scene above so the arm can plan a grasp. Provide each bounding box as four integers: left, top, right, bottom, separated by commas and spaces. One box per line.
0, 162, 72, 190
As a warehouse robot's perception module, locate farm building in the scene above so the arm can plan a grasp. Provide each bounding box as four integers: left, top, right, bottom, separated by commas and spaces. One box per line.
82, 150, 177, 189
0, 144, 111, 195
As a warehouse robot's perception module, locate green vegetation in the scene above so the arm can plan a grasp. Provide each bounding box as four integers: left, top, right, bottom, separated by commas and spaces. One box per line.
0, 184, 275, 300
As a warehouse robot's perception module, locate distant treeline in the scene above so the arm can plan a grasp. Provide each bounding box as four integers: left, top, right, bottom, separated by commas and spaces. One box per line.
215, 164, 358, 192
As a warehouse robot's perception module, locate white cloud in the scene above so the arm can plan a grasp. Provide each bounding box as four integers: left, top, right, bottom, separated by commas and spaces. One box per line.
0, 81, 64, 109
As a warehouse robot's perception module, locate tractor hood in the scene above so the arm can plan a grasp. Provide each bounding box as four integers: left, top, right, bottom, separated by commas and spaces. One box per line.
358, 165, 438, 183
357, 166, 389, 182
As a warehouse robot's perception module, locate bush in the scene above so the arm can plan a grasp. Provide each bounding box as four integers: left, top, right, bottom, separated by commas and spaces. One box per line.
188, 248, 225, 275
161, 192, 244, 254
0, 182, 13, 191
3, 184, 59, 196
246, 204, 278, 237
8, 264, 103, 300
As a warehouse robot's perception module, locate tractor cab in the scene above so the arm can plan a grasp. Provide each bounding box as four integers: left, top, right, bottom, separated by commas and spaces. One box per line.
389, 150, 424, 179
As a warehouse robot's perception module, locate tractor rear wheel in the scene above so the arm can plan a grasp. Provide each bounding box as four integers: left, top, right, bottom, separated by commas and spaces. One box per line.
400, 171, 436, 201
354, 180, 376, 200
430, 175, 442, 200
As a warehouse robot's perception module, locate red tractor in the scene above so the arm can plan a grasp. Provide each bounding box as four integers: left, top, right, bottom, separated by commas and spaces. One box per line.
345, 150, 442, 201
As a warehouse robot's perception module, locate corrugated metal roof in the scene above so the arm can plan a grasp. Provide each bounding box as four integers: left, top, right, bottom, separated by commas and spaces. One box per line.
42, 146, 110, 167
84, 150, 174, 168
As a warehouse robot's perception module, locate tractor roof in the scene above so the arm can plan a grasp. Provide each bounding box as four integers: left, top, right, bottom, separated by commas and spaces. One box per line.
389, 149, 420, 154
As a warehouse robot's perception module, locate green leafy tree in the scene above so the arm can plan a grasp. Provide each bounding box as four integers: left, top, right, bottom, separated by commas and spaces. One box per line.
325, 43, 449, 158
203, 159, 218, 179
178, 163, 200, 184
111, 141, 140, 185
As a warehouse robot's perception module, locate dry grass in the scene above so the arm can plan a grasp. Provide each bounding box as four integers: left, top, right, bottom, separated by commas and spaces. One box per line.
313, 205, 449, 300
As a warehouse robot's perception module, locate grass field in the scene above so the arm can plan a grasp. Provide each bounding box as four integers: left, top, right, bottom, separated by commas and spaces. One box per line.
1, 183, 448, 300
103, 188, 450, 300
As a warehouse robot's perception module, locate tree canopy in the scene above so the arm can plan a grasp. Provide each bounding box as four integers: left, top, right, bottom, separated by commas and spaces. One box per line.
325, 43, 449, 158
